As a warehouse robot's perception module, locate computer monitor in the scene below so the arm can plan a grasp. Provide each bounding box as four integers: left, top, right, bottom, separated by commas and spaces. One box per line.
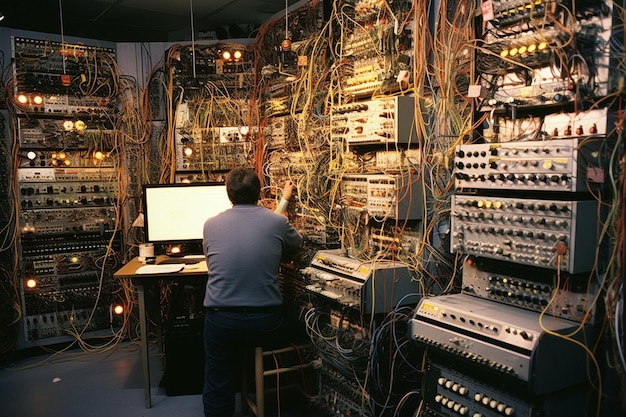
142, 182, 231, 246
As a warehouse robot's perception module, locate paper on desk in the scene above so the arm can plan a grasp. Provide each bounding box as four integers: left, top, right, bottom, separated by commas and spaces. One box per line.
136, 264, 185, 274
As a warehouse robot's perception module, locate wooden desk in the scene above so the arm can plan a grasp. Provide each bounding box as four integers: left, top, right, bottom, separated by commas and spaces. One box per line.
114, 256, 208, 408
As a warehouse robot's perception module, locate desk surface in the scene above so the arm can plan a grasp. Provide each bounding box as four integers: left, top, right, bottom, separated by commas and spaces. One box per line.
114, 255, 208, 279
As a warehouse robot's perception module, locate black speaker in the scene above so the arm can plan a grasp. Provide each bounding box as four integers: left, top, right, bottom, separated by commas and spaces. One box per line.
164, 321, 204, 396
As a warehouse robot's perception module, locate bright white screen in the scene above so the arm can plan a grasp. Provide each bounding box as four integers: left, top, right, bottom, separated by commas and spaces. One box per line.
143, 184, 231, 243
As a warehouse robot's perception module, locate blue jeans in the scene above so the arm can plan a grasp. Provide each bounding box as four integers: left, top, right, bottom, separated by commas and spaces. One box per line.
202, 309, 286, 417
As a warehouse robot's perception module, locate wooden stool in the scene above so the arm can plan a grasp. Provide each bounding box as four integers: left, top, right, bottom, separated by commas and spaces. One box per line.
240, 343, 312, 417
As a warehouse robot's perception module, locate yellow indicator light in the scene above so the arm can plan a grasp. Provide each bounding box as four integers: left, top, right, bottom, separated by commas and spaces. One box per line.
26, 279, 37, 289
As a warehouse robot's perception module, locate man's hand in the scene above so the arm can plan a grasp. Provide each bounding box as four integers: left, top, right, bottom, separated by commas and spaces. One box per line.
282, 180, 295, 201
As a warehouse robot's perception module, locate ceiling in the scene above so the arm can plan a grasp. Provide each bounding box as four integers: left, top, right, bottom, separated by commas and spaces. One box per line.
0, 0, 299, 42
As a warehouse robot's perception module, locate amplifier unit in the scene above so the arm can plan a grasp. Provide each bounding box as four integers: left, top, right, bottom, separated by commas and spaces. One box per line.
300, 249, 420, 315
408, 293, 593, 395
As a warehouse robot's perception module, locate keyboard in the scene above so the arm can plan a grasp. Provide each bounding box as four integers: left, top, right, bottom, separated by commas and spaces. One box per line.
158, 254, 205, 265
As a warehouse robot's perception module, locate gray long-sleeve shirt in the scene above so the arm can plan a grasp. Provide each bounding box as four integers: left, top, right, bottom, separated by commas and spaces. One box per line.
202, 204, 302, 308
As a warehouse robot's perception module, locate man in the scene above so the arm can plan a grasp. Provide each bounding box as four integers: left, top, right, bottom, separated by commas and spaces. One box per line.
201, 167, 302, 417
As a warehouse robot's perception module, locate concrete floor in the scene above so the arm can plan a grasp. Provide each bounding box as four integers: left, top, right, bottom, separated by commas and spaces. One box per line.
0, 340, 319, 417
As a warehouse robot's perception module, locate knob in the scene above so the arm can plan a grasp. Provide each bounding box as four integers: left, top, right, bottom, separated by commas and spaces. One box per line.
520, 330, 532, 341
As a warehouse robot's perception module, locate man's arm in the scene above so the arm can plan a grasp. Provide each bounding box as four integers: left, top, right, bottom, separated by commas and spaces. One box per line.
275, 180, 295, 214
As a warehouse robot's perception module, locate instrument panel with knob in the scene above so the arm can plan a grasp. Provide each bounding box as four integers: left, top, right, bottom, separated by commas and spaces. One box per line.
450, 194, 599, 273
421, 359, 590, 417
453, 138, 606, 193
461, 257, 596, 323
409, 293, 592, 395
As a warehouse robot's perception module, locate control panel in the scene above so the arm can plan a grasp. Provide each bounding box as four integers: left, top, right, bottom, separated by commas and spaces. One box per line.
19, 233, 121, 342
330, 96, 419, 145
453, 138, 607, 193
12, 37, 117, 116
12, 37, 123, 349
409, 293, 591, 395
317, 363, 374, 417
461, 256, 596, 323
17, 117, 116, 149
450, 194, 599, 273
300, 249, 419, 315
476, 1, 614, 110
340, 172, 424, 219
421, 360, 590, 417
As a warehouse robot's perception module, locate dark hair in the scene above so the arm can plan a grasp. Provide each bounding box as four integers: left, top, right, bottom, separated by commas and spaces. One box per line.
225, 167, 261, 205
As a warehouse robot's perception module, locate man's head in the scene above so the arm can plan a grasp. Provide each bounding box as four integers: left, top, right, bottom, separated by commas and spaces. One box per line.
226, 167, 261, 205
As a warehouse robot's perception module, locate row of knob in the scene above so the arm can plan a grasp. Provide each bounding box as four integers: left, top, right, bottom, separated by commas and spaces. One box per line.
456, 146, 565, 158
22, 223, 111, 235
455, 213, 570, 229
455, 172, 571, 185
473, 392, 516, 416
456, 199, 571, 212
457, 158, 566, 171
440, 312, 499, 334
456, 239, 559, 257
21, 197, 114, 208
455, 226, 568, 240
412, 335, 517, 374
454, 243, 561, 268
23, 207, 113, 217
333, 103, 370, 114
21, 184, 115, 195
433, 383, 517, 415
489, 275, 552, 293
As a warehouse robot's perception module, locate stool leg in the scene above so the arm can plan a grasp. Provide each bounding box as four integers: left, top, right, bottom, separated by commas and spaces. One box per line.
254, 346, 264, 417
241, 349, 249, 416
